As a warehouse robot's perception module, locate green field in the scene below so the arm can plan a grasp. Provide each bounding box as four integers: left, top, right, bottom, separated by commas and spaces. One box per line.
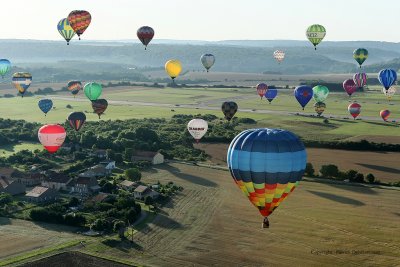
0, 143, 43, 157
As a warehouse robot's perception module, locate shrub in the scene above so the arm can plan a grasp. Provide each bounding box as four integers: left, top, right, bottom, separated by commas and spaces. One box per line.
124, 168, 141, 181
304, 163, 315, 177
354, 173, 365, 183
366, 173, 375, 183
346, 170, 358, 181
319, 164, 339, 178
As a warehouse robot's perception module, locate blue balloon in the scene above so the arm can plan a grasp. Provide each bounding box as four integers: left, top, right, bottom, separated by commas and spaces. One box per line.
378, 69, 397, 90
264, 87, 278, 103
38, 99, 53, 115
294, 85, 313, 110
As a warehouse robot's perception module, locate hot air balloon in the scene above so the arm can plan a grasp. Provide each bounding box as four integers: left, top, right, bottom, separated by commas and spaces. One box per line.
314, 102, 326, 116
67, 10, 91, 40
348, 103, 361, 119
264, 87, 277, 104
273, 50, 285, 63
92, 99, 108, 119
0, 59, 11, 78
38, 99, 53, 116
294, 85, 313, 110
353, 48, 368, 68
57, 18, 75, 45
378, 69, 397, 91
256, 83, 268, 99
383, 86, 396, 100
380, 110, 390, 122
187, 119, 208, 143
165, 60, 182, 82
200, 54, 215, 72
221, 101, 238, 121
12, 72, 32, 97
84, 82, 102, 101
312, 85, 329, 102
68, 112, 86, 131
137, 26, 154, 50
38, 124, 66, 154
227, 128, 306, 225
343, 79, 357, 96
353, 73, 367, 89
306, 24, 326, 50
67, 80, 82, 97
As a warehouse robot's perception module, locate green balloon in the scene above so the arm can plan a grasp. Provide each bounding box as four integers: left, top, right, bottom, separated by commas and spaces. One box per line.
312, 85, 329, 102
84, 82, 102, 101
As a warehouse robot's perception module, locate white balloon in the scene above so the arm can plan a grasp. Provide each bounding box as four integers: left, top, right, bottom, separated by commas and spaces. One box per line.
273, 50, 285, 63
383, 86, 396, 99
187, 119, 208, 142
200, 54, 215, 72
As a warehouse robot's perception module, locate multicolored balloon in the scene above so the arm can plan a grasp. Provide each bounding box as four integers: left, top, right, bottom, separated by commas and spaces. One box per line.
348, 102, 361, 119
68, 112, 86, 131
84, 82, 102, 101
67, 10, 91, 40
67, 81, 82, 97
312, 85, 329, 102
294, 85, 313, 110
256, 83, 268, 99
273, 50, 285, 63
92, 99, 108, 119
306, 24, 326, 50
343, 79, 357, 96
137, 26, 154, 50
380, 110, 390, 122
353, 73, 367, 89
264, 87, 277, 104
221, 101, 238, 121
187, 119, 208, 143
0, 59, 11, 78
383, 86, 396, 100
38, 124, 66, 154
353, 48, 368, 68
314, 102, 326, 116
378, 69, 397, 90
200, 54, 215, 72
38, 99, 53, 116
57, 18, 75, 45
12, 72, 32, 97
165, 60, 182, 82
227, 128, 306, 221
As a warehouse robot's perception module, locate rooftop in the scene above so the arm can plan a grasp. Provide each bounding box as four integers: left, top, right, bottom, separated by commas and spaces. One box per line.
134, 185, 148, 193
26, 186, 50, 197
120, 180, 137, 187
133, 151, 159, 158
0, 177, 11, 189
43, 172, 71, 184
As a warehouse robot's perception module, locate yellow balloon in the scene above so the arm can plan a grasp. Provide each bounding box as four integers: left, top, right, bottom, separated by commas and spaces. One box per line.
165, 59, 182, 80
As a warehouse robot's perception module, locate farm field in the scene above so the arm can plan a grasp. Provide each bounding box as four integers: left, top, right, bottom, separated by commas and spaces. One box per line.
194, 143, 400, 183
0, 142, 42, 157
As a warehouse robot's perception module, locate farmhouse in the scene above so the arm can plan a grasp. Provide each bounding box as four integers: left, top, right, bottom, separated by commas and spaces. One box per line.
69, 177, 100, 195
0, 177, 26, 195
86, 192, 112, 205
41, 172, 72, 191
25, 186, 58, 203
133, 185, 159, 200
79, 164, 108, 178
12, 172, 42, 186
119, 180, 137, 191
99, 160, 116, 172
132, 151, 164, 165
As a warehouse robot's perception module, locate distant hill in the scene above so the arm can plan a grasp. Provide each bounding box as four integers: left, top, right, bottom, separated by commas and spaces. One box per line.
0, 39, 399, 81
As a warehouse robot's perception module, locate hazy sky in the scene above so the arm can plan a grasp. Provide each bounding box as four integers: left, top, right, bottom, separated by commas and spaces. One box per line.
4, 0, 399, 42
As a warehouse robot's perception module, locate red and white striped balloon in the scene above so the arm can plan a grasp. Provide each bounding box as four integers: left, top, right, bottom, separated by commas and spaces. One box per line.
38, 124, 66, 154
348, 103, 361, 119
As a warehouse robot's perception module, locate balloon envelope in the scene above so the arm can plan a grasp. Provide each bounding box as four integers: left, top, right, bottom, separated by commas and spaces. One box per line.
12, 72, 32, 97
306, 24, 326, 49
380, 110, 390, 121
353, 48, 368, 67
165, 60, 182, 80
67, 10, 91, 39
38, 99, 53, 115
68, 112, 86, 131
227, 128, 306, 217
67, 80, 82, 96
348, 103, 361, 119
137, 26, 154, 49
378, 69, 397, 90
84, 82, 102, 101
57, 18, 75, 45
92, 99, 108, 119
200, 54, 215, 72
343, 79, 357, 96
264, 87, 278, 103
0, 59, 11, 78
221, 101, 238, 121
273, 50, 285, 63
38, 124, 66, 154
256, 83, 268, 99
187, 119, 208, 142
353, 73, 367, 89
312, 85, 329, 102
294, 85, 313, 109
383, 86, 396, 100
314, 102, 326, 116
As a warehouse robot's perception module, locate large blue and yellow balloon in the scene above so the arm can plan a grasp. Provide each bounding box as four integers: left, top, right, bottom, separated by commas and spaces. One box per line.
12, 72, 32, 97
227, 128, 306, 219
